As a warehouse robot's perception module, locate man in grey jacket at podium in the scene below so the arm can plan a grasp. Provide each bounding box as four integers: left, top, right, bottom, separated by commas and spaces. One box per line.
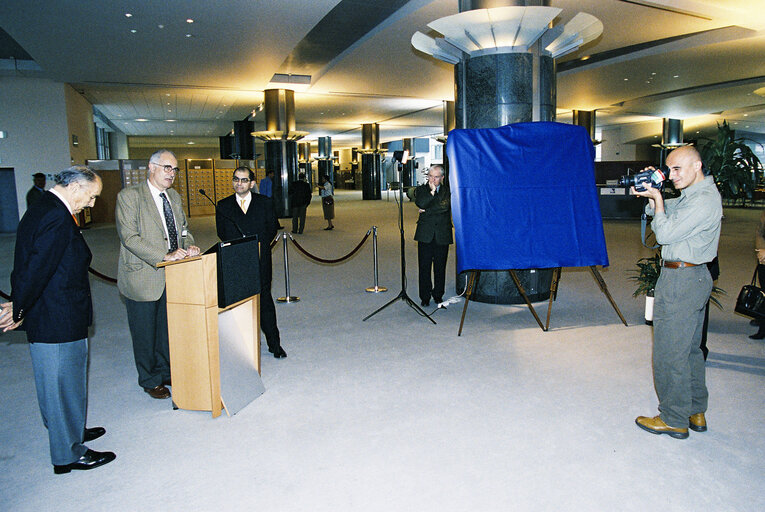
116, 149, 200, 400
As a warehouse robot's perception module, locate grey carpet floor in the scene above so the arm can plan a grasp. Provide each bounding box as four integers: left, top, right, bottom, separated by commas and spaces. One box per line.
1, 191, 763, 511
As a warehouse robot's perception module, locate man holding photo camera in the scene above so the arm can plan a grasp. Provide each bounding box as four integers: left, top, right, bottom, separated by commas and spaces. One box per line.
631, 146, 722, 439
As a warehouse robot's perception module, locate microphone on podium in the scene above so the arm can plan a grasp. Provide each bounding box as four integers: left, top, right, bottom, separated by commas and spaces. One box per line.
199, 189, 245, 238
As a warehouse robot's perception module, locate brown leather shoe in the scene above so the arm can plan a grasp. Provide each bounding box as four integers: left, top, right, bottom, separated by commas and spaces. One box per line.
144, 385, 171, 399
689, 413, 707, 432
635, 415, 689, 439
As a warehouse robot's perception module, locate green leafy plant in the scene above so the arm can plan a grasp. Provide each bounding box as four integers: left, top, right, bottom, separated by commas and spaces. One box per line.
628, 252, 726, 309
700, 120, 763, 206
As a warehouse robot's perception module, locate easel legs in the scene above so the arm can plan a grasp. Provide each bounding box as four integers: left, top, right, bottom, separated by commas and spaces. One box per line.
457, 266, 627, 334
588, 266, 628, 326
458, 271, 478, 336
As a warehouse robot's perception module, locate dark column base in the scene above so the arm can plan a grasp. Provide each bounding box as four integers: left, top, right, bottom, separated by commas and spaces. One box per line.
457, 268, 554, 304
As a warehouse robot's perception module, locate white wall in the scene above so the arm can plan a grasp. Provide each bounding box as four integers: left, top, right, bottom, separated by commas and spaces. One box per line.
0, 77, 71, 219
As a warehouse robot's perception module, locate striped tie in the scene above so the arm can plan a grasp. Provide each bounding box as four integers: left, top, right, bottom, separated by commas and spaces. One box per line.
160, 192, 178, 252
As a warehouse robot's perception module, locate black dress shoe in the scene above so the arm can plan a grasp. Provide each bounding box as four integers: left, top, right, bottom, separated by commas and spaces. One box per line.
54, 449, 116, 474
83, 427, 106, 442
433, 297, 443, 304
268, 346, 287, 358
144, 385, 171, 399
421, 299, 430, 307
749, 330, 765, 340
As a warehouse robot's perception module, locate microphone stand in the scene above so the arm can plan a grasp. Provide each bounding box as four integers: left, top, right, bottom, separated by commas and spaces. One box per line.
363, 161, 435, 324
199, 189, 245, 238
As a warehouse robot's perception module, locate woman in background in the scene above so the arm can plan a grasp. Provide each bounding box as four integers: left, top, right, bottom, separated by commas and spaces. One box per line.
319, 175, 335, 231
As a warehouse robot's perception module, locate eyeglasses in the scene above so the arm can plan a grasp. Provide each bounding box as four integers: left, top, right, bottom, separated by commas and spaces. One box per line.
151, 163, 179, 173
232, 177, 251, 183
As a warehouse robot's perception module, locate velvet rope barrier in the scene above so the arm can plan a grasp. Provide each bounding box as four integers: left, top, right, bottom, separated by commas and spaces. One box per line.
88, 267, 118, 283
288, 229, 372, 264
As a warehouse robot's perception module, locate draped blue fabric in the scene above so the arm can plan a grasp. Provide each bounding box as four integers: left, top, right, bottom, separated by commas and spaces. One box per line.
447, 122, 609, 274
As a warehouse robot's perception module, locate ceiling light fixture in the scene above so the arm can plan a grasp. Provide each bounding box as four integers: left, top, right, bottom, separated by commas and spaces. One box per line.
158, 24, 164, 29
186, 19, 194, 23
125, 13, 132, 18
130, 29, 137, 33
135, 118, 148, 122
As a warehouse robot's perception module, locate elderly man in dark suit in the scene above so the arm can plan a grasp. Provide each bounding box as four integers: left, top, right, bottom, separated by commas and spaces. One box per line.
216, 166, 286, 358
1, 165, 115, 474
414, 164, 453, 307
116, 149, 200, 400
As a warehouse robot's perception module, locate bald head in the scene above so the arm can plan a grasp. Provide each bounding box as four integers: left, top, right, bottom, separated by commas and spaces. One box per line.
666, 145, 705, 190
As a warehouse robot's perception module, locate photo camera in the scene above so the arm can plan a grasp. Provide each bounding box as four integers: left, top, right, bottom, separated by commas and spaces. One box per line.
618, 166, 667, 192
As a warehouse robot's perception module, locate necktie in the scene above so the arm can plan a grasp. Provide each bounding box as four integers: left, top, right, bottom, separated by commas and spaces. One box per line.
240, 199, 246, 212
160, 192, 178, 252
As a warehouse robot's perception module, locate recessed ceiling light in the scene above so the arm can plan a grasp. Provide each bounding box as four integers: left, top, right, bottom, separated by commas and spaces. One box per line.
158, 24, 164, 29
165, 93, 170, 97
673, 75, 679, 78
187, 141, 195, 145
623, 78, 628, 81
135, 118, 148, 122
168, 110, 172, 112
744, 114, 749, 117
185, 34, 193, 38
125, 13, 132, 18
130, 29, 137, 33
186, 18, 194, 23
166, 119, 176, 122
746, 126, 750, 128
651, 72, 656, 75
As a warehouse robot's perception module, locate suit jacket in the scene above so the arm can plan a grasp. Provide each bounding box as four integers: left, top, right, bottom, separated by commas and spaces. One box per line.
288, 180, 312, 208
11, 192, 92, 342
414, 183, 453, 245
26, 186, 45, 209
116, 182, 194, 302
216, 191, 279, 286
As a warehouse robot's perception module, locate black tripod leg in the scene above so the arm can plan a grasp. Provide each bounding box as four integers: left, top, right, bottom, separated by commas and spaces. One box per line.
363, 291, 405, 321
401, 295, 436, 324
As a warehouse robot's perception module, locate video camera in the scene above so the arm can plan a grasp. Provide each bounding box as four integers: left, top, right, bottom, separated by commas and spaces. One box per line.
617, 166, 667, 192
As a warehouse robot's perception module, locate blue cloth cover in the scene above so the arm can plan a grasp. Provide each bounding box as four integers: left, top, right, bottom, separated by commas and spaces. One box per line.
446, 122, 609, 273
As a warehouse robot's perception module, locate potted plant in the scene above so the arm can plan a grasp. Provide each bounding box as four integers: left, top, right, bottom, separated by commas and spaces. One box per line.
700, 120, 763, 206
629, 253, 726, 324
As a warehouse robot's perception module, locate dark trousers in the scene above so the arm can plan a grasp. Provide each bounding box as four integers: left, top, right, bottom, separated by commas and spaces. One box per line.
125, 291, 171, 389
29, 339, 88, 465
260, 279, 281, 350
291, 205, 307, 233
417, 240, 449, 303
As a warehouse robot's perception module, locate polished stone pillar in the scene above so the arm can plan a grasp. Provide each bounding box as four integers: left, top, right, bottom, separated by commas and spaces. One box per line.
298, 142, 312, 187
261, 89, 300, 217
316, 136, 333, 186
361, 123, 383, 200
454, 0, 556, 304
573, 110, 596, 140
662, 118, 683, 146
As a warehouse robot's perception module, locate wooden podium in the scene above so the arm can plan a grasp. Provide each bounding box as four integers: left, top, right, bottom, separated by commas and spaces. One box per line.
159, 253, 263, 418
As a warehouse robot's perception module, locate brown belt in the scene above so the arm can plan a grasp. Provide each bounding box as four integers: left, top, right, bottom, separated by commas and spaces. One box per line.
662, 260, 699, 269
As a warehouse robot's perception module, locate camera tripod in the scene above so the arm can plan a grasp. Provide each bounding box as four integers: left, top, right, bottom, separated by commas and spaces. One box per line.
363, 160, 435, 324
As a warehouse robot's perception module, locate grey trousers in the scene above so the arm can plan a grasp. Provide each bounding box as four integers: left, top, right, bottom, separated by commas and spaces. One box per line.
652, 265, 711, 428
29, 339, 89, 465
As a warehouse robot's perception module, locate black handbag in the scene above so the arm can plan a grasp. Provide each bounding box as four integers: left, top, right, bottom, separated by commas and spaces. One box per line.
735, 267, 765, 320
